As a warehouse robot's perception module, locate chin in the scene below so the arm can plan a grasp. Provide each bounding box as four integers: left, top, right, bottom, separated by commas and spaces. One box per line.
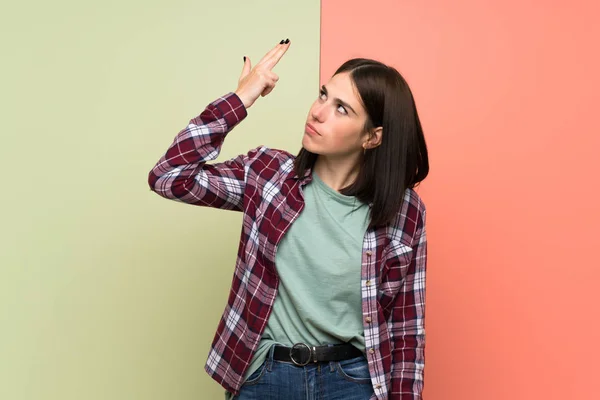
301, 136, 320, 154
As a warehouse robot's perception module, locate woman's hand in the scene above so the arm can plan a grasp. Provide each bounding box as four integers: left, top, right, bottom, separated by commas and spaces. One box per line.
235, 39, 291, 109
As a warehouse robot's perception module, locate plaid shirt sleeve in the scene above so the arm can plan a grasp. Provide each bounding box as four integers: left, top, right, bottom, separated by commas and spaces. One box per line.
148, 93, 258, 211
389, 207, 427, 399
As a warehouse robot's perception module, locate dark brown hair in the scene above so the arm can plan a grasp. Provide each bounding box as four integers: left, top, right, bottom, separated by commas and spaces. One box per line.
294, 58, 429, 229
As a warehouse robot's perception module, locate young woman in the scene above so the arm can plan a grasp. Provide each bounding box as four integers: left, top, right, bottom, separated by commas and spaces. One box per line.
148, 39, 429, 400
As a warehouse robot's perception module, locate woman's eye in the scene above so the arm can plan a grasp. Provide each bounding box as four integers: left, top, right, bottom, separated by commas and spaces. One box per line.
337, 104, 347, 115
319, 90, 327, 100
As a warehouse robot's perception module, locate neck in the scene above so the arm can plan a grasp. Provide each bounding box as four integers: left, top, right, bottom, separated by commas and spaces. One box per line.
312, 153, 362, 192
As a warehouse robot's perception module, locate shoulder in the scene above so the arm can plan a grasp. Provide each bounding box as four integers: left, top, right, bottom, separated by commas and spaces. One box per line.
245, 145, 295, 164
243, 145, 297, 179
386, 187, 426, 246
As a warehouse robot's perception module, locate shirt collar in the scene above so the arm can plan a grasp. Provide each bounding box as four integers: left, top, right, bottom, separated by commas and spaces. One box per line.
288, 167, 374, 207
289, 166, 313, 183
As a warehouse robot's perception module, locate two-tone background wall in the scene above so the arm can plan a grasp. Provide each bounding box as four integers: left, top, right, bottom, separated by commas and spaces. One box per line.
2, 1, 598, 399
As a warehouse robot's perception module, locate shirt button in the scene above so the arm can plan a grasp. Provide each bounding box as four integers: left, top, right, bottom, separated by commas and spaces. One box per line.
365, 250, 373, 257
365, 316, 372, 323
369, 348, 375, 354
365, 280, 371, 286
375, 383, 382, 389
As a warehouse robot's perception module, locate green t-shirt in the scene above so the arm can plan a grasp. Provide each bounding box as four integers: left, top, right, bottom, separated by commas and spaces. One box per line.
242, 171, 369, 381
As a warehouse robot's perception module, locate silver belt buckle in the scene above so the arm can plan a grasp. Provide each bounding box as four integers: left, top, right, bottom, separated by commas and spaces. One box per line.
289, 342, 312, 366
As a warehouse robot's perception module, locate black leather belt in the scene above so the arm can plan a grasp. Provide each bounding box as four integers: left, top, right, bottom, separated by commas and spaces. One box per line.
273, 343, 363, 366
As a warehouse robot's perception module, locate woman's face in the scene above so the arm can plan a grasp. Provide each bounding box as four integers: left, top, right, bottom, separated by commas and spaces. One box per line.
303, 72, 370, 158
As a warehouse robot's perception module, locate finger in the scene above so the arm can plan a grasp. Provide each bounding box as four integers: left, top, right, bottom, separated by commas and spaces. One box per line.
240, 56, 251, 80
263, 41, 290, 70
265, 71, 279, 82
257, 40, 290, 70
262, 42, 290, 70
255, 41, 284, 68
261, 85, 275, 97
260, 78, 278, 97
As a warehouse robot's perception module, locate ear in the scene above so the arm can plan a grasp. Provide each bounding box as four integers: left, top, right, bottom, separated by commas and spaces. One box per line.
364, 127, 383, 149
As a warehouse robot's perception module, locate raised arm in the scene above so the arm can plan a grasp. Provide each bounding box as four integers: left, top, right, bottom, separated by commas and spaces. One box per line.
148, 93, 251, 210
148, 39, 291, 210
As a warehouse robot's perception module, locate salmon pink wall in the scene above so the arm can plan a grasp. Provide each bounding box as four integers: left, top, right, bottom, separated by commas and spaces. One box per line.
321, 1, 600, 399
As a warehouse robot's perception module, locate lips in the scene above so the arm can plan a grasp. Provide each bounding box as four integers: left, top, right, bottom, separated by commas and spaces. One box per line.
305, 123, 320, 136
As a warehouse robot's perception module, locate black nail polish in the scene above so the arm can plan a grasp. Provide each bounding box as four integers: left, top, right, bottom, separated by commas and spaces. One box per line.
243, 56, 246, 62
285, 38, 289, 44
280, 40, 285, 44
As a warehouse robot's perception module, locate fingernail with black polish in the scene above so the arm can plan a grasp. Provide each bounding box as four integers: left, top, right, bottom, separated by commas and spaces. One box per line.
280, 40, 285, 44
243, 56, 246, 62
285, 38, 289, 44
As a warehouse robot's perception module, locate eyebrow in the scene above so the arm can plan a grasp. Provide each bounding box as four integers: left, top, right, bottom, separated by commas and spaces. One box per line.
321, 85, 357, 115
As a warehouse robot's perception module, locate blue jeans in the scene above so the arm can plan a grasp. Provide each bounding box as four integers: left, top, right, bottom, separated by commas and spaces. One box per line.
227, 344, 375, 400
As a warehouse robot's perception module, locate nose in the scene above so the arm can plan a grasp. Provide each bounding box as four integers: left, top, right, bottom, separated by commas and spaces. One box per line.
310, 102, 326, 123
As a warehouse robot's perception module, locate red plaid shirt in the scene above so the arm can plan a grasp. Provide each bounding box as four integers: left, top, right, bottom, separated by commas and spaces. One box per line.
148, 93, 427, 399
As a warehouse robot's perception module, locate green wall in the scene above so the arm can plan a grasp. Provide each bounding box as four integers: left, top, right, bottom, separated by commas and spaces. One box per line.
0, 1, 320, 399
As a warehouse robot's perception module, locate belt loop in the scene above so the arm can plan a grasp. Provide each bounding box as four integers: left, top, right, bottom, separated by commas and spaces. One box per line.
266, 343, 277, 371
